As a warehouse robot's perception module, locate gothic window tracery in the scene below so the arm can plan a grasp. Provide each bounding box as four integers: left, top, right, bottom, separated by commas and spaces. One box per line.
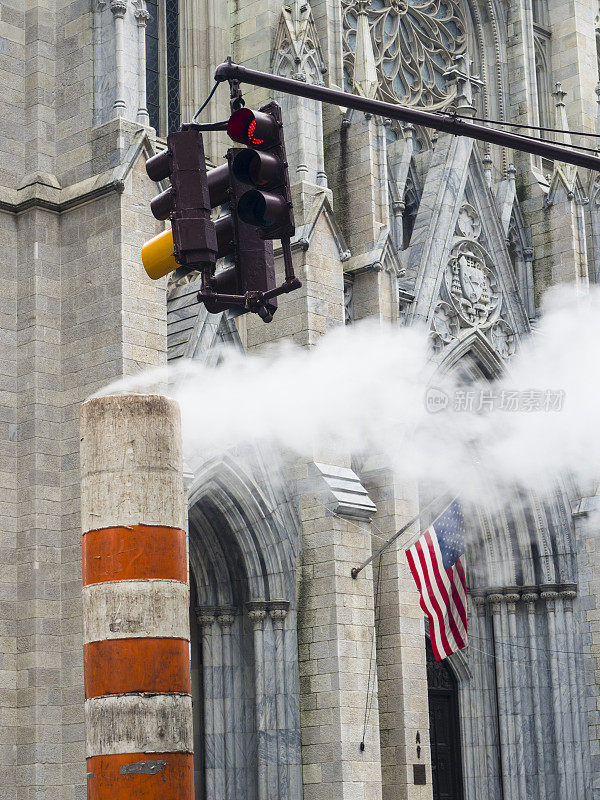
342, 0, 467, 110
146, 0, 181, 135
532, 0, 550, 28
402, 178, 420, 250
534, 31, 552, 134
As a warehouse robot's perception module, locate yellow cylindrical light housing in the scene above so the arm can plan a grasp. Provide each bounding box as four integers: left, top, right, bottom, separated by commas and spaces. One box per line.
141, 227, 179, 280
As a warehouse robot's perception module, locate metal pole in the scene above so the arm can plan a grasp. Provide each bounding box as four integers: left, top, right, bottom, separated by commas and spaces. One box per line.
214, 61, 600, 173
350, 494, 449, 579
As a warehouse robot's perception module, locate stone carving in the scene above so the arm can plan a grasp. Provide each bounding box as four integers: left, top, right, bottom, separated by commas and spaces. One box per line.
426, 640, 454, 689
432, 301, 459, 344
429, 202, 521, 359
133, 0, 149, 21
273, 0, 326, 83
446, 240, 500, 329
456, 202, 481, 240
490, 319, 516, 360
342, 0, 467, 110
344, 277, 354, 325
109, 0, 128, 17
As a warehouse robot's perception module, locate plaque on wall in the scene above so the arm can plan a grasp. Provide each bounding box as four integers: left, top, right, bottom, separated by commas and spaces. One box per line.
413, 764, 426, 785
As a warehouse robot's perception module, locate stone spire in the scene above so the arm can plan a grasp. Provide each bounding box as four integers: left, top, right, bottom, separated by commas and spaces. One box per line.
353, 1, 378, 99
552, 82, 573, 147
443, 52, 483, 118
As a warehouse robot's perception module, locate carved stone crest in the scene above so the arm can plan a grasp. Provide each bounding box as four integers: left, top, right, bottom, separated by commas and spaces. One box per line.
447, 241, 500, 329
430, 202, 512, 353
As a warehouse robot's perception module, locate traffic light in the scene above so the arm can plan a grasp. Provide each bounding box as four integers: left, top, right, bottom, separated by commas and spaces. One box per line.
142, 130, 217, 282
141, 101, 301, 323
226, 102, 295, 240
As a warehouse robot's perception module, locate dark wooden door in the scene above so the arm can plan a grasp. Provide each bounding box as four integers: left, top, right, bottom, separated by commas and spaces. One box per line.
427, 640, 464, 800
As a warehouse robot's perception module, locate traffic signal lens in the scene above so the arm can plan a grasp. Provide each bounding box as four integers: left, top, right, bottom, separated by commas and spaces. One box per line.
238, 190, 288, 228
227, 109, 279, 150
232, 150, 282, 188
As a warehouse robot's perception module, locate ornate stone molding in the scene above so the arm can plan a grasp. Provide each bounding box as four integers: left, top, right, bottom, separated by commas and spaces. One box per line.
133, 0, 149, 22
471, 584, 577, 606
540, 589, 559, 608
110, 0, 128, 18
196, 606, 217, 629
273, 0, 327, 83
521, 591, 539, 605
268, 600, 290, 624
216, 606, 236, 629
503, 589, 520, 612
487, 593, 504, 608
247, 601, 268, 629
443, 53, 482, 118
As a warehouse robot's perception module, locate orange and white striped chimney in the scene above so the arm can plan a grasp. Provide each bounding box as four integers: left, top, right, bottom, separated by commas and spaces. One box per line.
80, 394, 193, 800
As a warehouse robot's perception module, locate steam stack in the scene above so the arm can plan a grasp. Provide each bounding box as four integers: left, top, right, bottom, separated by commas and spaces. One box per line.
80, 394, 193, 800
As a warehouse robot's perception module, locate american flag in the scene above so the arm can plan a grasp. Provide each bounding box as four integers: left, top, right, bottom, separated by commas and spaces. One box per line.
406, 499, 467, 661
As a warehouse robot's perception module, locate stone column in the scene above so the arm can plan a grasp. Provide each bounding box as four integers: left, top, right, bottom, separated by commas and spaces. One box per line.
522, 590, 547, 799
110, 0, 127, 115
269, 602, 290, 800
133, 0, 150, 125
561, 587, 587, 799
488, 594, 511, 800
197, 608, 217, 800
471, 596, 491, 797
179, 0, 231, 161
541, 588, 566, 798
248, 602, 268, 800
212, 617, 226, 800
217, 607, 236, 800
459, 649, 475, 799
504, 590, 527, 800
80, 394, 192, 800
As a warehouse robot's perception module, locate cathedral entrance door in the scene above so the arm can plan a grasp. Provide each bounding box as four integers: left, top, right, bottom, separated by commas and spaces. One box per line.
427, 639, 464, 800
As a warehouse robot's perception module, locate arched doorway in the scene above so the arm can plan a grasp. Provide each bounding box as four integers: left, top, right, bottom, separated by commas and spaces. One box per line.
186, 456, 303, 800
427, 638, 464, 800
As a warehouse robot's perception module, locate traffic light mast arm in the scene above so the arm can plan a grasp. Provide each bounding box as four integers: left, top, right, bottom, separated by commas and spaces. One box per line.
214, 61, 600, 173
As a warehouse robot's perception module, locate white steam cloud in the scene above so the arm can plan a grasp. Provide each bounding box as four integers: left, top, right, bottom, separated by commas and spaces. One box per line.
96, 285, 600, 506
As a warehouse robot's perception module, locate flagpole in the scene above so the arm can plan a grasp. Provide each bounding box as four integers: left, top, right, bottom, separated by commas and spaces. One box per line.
350, 493, 450, 579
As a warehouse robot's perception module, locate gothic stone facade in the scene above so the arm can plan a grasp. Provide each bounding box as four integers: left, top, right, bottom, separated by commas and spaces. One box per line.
2, 1, 600, 799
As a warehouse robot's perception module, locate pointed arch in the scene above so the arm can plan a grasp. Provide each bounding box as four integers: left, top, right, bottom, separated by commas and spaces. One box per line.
187, 454, 298, 604
433, 328, 505, 382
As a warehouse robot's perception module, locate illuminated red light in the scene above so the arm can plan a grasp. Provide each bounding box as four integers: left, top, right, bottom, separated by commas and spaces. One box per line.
247, 119, 264, 146
227, 107, 278, 149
